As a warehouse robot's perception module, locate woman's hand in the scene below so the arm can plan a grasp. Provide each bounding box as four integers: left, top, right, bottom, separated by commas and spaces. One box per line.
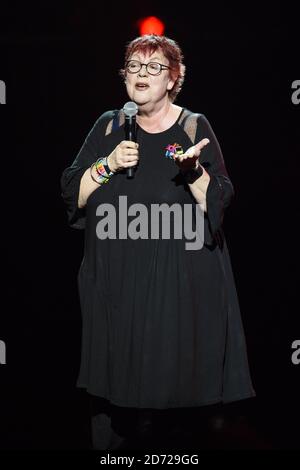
173, 138, 210, 171
107, 141, 139, 173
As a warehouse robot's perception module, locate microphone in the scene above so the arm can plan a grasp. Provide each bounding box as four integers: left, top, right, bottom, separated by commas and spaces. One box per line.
123, 101, 138, 178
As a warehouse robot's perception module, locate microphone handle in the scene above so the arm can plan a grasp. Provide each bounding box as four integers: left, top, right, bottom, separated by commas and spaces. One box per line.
127, 167, 134, 178
125, 116, 137, 179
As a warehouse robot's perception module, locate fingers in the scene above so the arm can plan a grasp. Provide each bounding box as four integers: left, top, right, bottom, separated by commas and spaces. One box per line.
125, 149, 139, 156
173, 139, 209, 162
176, 138, 210, 161
123, 159, 139, 168
120, 140, 139, 149
117, 142, 139, 168
114, 141, 139, 169
173, 152, 197, 163
122, 150, 139, 162
124, 154, 139, 162
194, 138, 210, 155
121, 151, 139, 167
119, 141, 139, 167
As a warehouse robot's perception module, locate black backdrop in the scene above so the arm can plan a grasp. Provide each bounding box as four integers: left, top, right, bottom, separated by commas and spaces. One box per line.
0, 0, 299, 451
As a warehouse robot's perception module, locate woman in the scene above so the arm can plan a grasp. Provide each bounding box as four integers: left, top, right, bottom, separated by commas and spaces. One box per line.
61, 34, 255, 449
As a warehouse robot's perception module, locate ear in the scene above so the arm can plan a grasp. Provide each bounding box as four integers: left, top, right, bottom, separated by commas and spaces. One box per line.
167, 70, 178, 91
167, 77, 176, 91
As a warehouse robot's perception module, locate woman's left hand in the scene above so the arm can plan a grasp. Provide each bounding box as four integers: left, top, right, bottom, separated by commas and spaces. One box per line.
173, 138, 210, 171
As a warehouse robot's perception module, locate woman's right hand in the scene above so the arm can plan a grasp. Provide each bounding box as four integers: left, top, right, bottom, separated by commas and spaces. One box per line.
107, 141, 139, 173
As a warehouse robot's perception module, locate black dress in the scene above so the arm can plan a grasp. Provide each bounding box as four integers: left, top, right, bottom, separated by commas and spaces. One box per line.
61, 108, 256, 409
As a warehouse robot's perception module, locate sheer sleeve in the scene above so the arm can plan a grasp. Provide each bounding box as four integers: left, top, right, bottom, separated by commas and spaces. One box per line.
60, 110, 115, 229
196, 114, 235, 245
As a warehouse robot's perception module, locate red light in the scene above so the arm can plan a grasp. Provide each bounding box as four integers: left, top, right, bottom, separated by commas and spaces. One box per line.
138, 16, 165, 36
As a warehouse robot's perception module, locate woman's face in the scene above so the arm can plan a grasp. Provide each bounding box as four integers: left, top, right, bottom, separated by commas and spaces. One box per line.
125, 49, 175, 108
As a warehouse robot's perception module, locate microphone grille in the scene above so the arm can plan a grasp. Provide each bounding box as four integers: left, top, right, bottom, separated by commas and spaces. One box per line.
123, 101, 138, 117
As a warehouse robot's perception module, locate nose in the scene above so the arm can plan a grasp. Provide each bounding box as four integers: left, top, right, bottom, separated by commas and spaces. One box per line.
138, 64, 148, 77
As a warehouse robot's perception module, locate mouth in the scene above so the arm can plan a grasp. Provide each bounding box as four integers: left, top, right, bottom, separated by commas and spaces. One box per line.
135, 83, 149, 91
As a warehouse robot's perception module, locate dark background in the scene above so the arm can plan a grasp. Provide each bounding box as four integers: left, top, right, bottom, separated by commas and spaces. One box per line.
0, 0, 299, 451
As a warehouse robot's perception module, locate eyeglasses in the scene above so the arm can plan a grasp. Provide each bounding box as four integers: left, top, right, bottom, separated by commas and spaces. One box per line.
125, 60, 171, 76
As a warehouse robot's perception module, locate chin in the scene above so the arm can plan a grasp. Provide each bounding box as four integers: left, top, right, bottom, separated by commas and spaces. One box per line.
132, 98, 148, 107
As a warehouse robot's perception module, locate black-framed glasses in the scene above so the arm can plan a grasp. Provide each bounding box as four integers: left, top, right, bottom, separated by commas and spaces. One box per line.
125, 60, 171, 76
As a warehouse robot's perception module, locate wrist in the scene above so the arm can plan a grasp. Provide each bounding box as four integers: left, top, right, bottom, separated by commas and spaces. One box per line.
107, 155, 117, 173
194, 160, 201, 171
182, 163, 204, 184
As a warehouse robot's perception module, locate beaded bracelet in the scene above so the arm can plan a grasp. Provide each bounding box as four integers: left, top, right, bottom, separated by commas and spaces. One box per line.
90, 163, 110, 185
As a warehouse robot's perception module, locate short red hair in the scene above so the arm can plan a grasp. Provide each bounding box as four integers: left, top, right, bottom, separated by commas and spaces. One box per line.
120, 35, 186, 103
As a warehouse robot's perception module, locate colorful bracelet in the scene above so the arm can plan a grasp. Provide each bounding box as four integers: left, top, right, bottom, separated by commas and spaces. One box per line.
95, 157, 114, 178
90, 163, 110, 185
